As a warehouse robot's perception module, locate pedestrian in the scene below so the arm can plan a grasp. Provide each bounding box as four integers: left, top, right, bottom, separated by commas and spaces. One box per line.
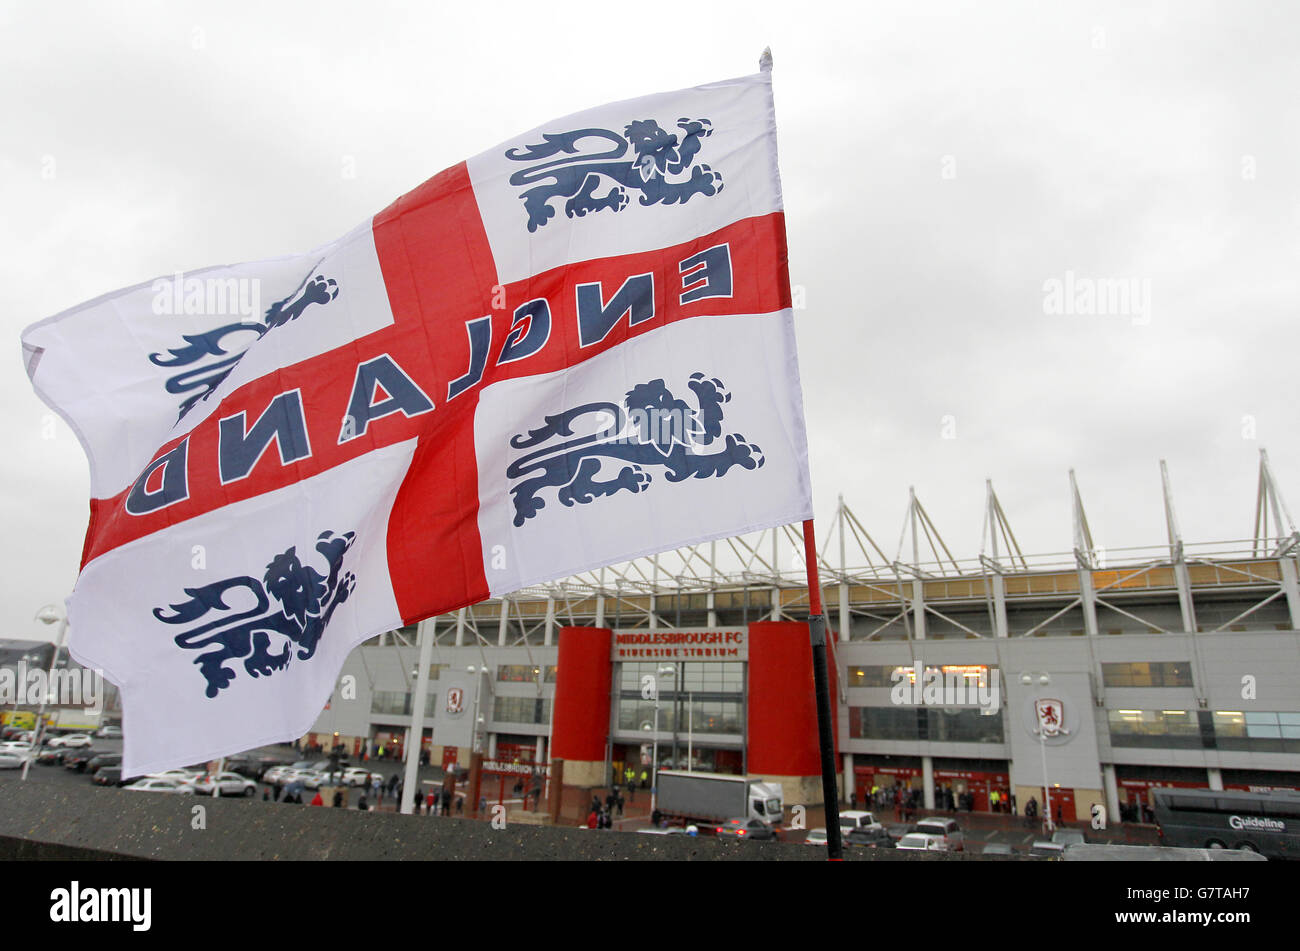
590, 794, 601, 815
426, 789, 436, 814
332, 789, 344, 808
442, 787, 452, 816
478, 795, 487, 814
587, 809, 599, 829
310, 791, 324, 806
456, 796, 464, 815
626, 780, 635, 804
849, 790, 858, 811
357, 794, 369, 811
413, 790, 422, 814
615, 792, 624, 817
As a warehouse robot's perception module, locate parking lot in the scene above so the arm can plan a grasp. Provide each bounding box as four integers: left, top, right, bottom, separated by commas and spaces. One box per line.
1, 735, 1162, 854
0, 737, 471, 810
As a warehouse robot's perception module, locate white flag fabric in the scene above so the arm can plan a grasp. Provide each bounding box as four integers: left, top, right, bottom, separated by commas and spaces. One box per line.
20, 68, 813, 777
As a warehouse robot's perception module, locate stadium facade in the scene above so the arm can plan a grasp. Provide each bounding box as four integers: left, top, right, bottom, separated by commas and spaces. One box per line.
306, 452, 1300, 823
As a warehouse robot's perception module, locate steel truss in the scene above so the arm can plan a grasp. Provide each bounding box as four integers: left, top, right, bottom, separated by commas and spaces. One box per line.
379, 451, 1300, 649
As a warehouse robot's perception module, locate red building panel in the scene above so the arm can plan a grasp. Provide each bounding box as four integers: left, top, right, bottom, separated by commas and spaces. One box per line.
551, 626, 613, 762
746, 621, 838, 776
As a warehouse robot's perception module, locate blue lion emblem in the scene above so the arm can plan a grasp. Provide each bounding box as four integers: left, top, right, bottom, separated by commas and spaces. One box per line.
505, 118, 724, 232
152, 531, 356, 698
507, 374, 763, 526
148, 271, 340, 421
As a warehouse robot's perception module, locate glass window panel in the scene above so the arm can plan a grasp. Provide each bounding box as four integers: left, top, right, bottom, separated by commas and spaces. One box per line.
1245, 712, 1281, 738
1212, 711, 1246, 737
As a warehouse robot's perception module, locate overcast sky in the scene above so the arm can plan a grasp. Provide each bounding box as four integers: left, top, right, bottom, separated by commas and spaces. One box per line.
4, 0, 1298, 641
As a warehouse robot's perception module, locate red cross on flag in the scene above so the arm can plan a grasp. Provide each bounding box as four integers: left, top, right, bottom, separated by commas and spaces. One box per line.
20, 66, 812, 777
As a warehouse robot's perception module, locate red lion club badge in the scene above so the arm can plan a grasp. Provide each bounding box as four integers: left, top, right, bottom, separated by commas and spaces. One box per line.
1033, 698, 1069, 737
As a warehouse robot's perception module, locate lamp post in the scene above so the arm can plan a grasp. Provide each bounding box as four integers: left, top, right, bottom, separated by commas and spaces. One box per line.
687, 691, 694, 772
1022, 671, 1055, 833
467, 665, 487, 755
644, 664, 675, 813
23, 604, 68, 782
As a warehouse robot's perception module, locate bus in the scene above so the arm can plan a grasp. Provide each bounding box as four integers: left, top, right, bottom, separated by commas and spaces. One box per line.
1153, 788, 1300, 859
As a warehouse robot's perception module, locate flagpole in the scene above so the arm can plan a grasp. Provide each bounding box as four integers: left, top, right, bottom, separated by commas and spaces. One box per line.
801, 518, 843, 860
401, 619, 435, 814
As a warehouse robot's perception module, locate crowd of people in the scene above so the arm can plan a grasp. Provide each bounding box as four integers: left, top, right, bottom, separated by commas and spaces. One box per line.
585, 787, 628, 829
260, 768, 467, 814
855, 781, 1019, 820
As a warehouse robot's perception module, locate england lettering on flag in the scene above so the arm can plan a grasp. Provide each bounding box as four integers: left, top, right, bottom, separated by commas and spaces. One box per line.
20, 66, 813, 777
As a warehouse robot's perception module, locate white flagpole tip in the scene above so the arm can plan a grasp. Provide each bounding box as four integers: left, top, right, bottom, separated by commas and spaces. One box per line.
759, 47, 773, 72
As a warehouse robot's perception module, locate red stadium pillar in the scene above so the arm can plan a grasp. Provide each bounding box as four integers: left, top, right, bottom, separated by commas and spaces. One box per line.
551, 626, 613, 790
747, 621, 839, 806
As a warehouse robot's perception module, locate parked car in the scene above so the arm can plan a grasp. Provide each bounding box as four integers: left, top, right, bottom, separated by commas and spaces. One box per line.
301, 769, 345, 790
896, 832, 946, 851
0, 750, 31, 769
846, 827, 895, 849
262, 766, 292, 786
189, 771, 258, 797
92, 766, 127, 786
48, 733, 93, 749
715, 817, 778, 840
63, 748, 104, 772
981, 842, 1014, 856
85, 752, 123, 775
124, 778, 195, 794
95, 725, 122, 739
910, 817, 964, 851
1030, 828, 1087, 857
341, 767, 382, 788
803, 828, 828, 846
226, 754, 289, 780
273, 768, 312, 788
145, 768, 203, 785
839, 810, 885, 834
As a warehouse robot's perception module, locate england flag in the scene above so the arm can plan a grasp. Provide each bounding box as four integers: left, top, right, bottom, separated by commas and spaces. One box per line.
20, 66, 813, 776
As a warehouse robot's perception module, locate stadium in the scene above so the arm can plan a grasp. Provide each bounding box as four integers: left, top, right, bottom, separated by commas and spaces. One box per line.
305, 449, 1300, 826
